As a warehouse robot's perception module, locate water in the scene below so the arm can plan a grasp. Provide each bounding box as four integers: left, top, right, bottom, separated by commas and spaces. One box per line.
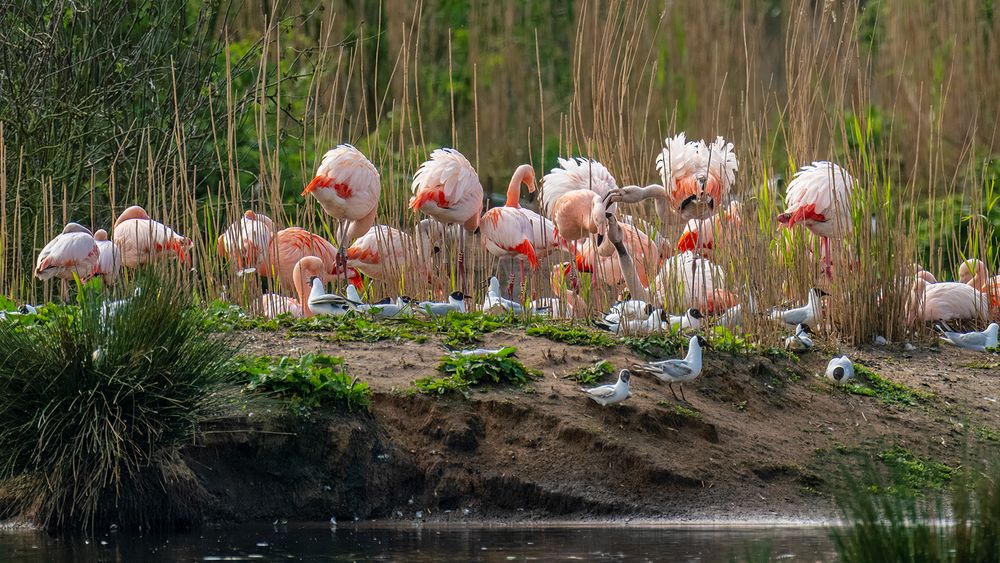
0, 523, 837, 562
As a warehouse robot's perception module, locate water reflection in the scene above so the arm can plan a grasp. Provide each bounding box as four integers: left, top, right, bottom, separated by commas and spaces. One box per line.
0, 523, 837, 562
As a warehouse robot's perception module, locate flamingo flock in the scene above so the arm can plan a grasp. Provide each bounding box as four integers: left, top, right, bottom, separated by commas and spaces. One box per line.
26, 135, 999, 350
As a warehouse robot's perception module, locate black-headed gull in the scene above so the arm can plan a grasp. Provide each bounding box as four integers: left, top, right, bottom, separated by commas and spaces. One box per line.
770, 287, 827, 327
581, 369, 632, 406
308, 278, 353, 316
630, 335, 707, 401
482, 276, 524, 314
418, 291, 468, 317
826, 355, 854, 384
784, 323, 814, 352
594, 308, 665, 334
668, 308, 704, 330
936, 322, 998, 352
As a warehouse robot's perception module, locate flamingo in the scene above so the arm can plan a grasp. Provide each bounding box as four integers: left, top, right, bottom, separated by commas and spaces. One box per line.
113, 206, 192, 268
605, 134, 738, 223
302, 145, 381, 255
677, 201, 743, 257
776, 161, 856, 278
215, 213, 337, 292
345, 223, 439, 285
958, 259, 989, 287
908, 276, 989, 323
409, 148, 484, 290
481, 164, 563, 274
93, 229, 121, 284
541, 157, 618, 243
571, 221, 660, 291
217, 210, 275, 275
34, 223, 100, 282
654, 251, 728, 312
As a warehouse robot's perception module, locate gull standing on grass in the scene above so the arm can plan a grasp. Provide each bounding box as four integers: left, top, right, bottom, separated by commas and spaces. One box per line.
936, 322, 999, 352
770, 288, 827, 327
630, 335, 707, 401
581, 369, 632, 406
826, 355, 854, 384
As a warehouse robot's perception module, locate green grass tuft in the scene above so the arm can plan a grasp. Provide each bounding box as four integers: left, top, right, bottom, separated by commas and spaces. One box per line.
414, 347, 539, 396
527, 324, 618, 347
658, 401, 702, 419
240, 353, 371, 411
0, 274, 242, 531
566, 360, 614, 384
841, 364, 931, 407
624, 332, 684, 358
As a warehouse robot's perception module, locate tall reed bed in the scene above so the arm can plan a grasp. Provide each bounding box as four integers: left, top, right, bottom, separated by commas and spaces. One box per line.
0, 0, 996, 344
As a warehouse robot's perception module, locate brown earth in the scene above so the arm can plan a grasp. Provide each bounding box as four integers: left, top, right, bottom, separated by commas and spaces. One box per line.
182, 326, 1000, 525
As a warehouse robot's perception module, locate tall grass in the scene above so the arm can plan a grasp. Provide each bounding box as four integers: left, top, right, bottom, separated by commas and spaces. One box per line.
830, 447, 1000, 562
0, 0, 997, 344
0, 272, 241, 530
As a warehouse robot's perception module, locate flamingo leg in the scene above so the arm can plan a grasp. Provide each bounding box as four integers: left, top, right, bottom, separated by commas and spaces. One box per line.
822, 237, 833, 279
519, 259, 526, 299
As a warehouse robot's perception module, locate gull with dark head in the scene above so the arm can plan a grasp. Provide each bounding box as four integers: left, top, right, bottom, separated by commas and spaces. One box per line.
630, 335, 707, 401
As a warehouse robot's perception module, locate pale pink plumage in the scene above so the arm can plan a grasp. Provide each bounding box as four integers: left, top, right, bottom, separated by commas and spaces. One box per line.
656, 134, 738, 220
409, 148, 484, 232
258, 293, 303, 319
676, 201, 743, 257
93, 229, 121, 283
481, 165, 562, 267
34, 223, 100, 281
303, 145, 381, 246
256, 227, 338, 292
574, 222, 659, 289
655, 251, 727, 311
777, 161, 855, 240
542, 158, 618, 242
113, 206, 192, 268
909, 277, 989, 323
218, 210, 275, 273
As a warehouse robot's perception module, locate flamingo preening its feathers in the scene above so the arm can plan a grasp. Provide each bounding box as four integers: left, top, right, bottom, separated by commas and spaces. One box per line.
35, 223, 100, 282
541, 157, 618, 243
302, 145, 381, 253
656, 134, 738, 221
777, 161, 856, 278
113, 206, 192, 268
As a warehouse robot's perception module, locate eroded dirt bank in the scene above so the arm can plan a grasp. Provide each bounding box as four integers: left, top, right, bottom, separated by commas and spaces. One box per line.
178, 328, 999, 524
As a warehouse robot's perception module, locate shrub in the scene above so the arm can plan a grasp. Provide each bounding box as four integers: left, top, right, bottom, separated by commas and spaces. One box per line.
566, 360, 614, 384
0, 274, 241, 531
241, 353, 371, 411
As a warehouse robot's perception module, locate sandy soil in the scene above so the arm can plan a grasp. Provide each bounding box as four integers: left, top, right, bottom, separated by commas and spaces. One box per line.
185, 323, 1000, 524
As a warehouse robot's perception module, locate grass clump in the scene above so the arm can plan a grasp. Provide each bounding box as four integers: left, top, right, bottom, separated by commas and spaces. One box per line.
842, 364, 931, 407
527, 324, 618, 347
658, 401, 702, 419
432, 311, 521, 347
566, 361, 614, 384
241, 353, 371, 411
413, 347, 539, 396
0, 275, 241, 531
710, 327, 798, 361
287, 313, 427, 344
875, 446, 954, 494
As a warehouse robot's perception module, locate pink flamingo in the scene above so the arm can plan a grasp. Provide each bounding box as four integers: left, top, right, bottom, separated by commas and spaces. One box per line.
541, 157, 618, 243
35, 223, 100, 282
216, 211, 337, 293
302, 145, 381, 254
113, 206, 192, 268
571, 221, 660, 292
677, 201, 743, 257
344, 223, 439, 286
409, 148, 484, 290
605, 134, 738, 223
777, 161, 856, 278
481, 165, 563, 268
257, 293, 303, 319
93, 229, 121, 284
908, 276, 989, 323
217, 210, 275, 274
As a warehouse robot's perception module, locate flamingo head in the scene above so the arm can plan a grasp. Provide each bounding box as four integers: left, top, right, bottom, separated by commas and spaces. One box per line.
94, 229, 109, 241
958, 259, 987, 285
62, 222, 93, 236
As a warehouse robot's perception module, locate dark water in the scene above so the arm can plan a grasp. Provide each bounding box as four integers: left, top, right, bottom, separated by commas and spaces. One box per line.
0, 523, 838, 562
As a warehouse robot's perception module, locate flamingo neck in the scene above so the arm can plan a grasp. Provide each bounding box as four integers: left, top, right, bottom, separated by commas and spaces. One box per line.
505, 165, 534, 208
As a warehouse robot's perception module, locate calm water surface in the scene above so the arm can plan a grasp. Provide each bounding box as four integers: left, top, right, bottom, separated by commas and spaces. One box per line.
0, 522, 838, 562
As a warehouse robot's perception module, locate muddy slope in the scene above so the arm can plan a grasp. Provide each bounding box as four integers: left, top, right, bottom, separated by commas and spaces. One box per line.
179, 328, 999, 523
